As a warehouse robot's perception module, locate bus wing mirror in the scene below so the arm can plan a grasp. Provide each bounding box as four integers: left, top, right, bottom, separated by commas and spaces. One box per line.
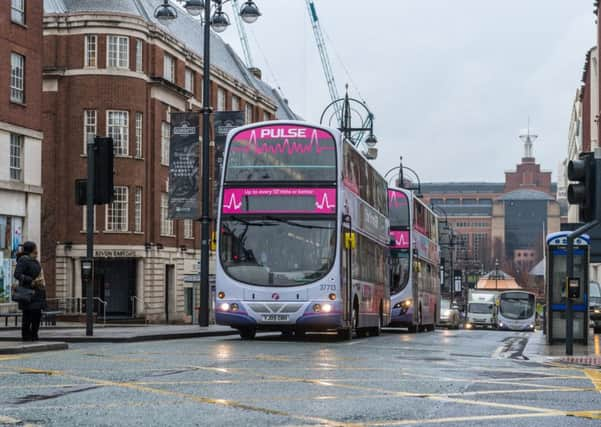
389, 238, 396, 247
344, 232, 356, 250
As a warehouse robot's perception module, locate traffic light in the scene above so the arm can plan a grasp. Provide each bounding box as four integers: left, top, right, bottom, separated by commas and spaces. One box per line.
74, 138, 114, 206
567, 152, 596, 222
93, 137, 114, 204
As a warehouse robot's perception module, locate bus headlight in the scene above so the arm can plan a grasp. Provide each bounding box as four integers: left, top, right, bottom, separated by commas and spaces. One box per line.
498, 322, 504, 328
322, 303, 332, 313
313, 304, 321, 313
329, 293, 337, 301
220, 303, 231, 312
394, 299, 412, 309
231, 303, 239, 312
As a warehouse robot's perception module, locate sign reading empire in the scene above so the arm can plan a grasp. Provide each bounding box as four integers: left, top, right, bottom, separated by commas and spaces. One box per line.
169, 112, 199, 220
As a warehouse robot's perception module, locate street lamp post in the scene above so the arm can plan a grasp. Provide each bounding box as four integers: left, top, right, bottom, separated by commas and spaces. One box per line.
155, 0, 261, 327
384, 157, 422, 196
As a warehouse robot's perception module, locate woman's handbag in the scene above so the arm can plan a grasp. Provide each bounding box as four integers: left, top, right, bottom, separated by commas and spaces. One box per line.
12, 286, 35, 304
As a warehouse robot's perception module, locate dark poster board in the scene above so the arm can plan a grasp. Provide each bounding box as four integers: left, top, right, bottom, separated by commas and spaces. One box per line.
169, 112, 199, 219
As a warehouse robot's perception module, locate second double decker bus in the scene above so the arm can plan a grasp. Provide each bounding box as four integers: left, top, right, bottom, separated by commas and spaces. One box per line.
215, 121, 390, 340
388, 187, 440, 332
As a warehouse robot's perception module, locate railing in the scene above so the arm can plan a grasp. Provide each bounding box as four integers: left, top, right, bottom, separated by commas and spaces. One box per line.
130, 296, 147, 319
46, 297, 107, 326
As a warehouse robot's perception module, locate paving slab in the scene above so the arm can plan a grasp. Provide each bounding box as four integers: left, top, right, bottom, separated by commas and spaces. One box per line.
0, 324, 238, 343
524, 329, 601, 366
0, 341, 68, 354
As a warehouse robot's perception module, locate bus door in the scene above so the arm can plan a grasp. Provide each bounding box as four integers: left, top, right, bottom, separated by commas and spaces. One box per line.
342, 215, 355, 325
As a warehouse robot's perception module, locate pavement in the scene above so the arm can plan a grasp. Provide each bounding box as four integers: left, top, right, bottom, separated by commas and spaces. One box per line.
0, 324, 238, 343
0, 327, 600, 426
524, 329, 601, 367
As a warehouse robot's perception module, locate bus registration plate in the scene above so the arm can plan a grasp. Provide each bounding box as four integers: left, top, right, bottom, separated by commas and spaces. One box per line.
262, 314, 289, 322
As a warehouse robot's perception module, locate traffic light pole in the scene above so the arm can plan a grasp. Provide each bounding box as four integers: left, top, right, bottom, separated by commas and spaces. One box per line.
85, 137, 95, 336
565, 149, 601, 355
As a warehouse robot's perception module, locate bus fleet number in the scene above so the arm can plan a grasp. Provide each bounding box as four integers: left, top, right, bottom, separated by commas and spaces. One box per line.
320, 284, 336, 292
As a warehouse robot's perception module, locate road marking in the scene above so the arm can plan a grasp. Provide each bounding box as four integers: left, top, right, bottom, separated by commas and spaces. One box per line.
364, 411, 565, 426
0, 355, 23, 362
566, 410, 601, 420
27, 369, 352, 427
585, 369, 601, 392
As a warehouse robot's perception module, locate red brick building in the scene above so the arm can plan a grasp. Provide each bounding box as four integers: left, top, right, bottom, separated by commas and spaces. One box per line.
0, 0, 43, 302
422, 133, 560, 287
41, 0, 297, 322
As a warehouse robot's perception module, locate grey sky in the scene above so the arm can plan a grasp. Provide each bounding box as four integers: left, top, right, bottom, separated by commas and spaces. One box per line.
219, 1, 595, 182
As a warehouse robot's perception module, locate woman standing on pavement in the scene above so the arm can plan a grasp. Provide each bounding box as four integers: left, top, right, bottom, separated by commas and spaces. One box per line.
13, 241, 47, 341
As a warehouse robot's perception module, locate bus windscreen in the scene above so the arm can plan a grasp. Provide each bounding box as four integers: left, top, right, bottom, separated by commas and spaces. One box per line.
225, 125, 337, 182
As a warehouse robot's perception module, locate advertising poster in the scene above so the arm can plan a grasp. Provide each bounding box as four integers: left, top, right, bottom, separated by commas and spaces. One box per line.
169, 112, 199, 219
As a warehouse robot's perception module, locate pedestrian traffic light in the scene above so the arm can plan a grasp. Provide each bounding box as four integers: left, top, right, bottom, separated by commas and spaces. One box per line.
567, 152, 596, 222
93, 137, 114, 204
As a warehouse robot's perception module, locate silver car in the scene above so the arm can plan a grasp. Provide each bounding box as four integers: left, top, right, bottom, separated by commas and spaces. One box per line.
439, 299, 461, 329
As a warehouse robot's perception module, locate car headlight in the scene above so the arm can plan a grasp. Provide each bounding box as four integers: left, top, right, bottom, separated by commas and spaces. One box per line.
594, 309, 601, 314
394, 299, 412, 309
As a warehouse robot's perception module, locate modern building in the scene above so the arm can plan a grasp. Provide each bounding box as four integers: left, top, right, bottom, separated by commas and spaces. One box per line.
0, 1, 44, 301
422, 130, 561, 288
41, 0, 298, 322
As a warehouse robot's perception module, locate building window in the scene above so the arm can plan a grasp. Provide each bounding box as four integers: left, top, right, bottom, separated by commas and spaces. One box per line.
106, 187, 128, 232
10, 134, 24, 182
231, 95, 240, 111
217, 88, 226, 111
135, 39, 143, 72
185, 68, 194, 93
107, 35, 129, 69
11, 0, 25, 25
161, 121, 170, 166
82, 206, 97, 232
135, 112, 143, 158
161, 193, 174, 236
263, 111, 270, 122
134, 187, 142, 233
164, 53, 175, 83
83, 110, 97, 154
10, 53, 25, 104
107, 110, 129, 156
84, 35, 97, 68
245, 103, 253, 123
184, 220, 194, 239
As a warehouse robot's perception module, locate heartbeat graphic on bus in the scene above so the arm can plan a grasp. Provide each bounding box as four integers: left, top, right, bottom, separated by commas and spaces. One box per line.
223, 193, 243, 210
390, 231, 410, 249
388, 190, 407, 209
315, 192, 335, 210
232, 129, 335, 155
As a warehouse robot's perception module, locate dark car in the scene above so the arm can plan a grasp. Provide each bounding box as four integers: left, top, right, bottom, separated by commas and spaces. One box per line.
591, 281, 601, 333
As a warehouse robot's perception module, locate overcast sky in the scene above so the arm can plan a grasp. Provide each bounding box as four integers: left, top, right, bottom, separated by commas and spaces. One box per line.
219, 0, 596, 183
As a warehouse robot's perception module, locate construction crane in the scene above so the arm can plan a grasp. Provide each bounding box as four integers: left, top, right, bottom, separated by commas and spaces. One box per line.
231, 0, 254, 67
305, 0, 342, 120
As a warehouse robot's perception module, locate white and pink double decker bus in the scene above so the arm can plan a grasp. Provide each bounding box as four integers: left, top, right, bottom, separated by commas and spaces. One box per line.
216, 121, 390, 340
388, 187, 440, 332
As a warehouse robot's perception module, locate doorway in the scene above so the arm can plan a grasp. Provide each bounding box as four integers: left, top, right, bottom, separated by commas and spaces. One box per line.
165, 265, 175, 323
89, 259, 137, 318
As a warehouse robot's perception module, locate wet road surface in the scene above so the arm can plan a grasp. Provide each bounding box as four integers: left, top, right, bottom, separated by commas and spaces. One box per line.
1, 328, 600, 426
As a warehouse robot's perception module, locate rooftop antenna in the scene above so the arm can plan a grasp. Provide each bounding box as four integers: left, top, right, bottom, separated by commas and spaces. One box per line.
519, 117, 538, 160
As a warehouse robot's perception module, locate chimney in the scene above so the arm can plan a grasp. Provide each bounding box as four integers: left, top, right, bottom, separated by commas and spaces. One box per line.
248, 67, 262, 80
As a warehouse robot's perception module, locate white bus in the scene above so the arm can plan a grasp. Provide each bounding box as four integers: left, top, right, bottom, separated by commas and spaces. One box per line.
215, 121, 390, 340
388, 188, 441, 332
495, 290, 536, 332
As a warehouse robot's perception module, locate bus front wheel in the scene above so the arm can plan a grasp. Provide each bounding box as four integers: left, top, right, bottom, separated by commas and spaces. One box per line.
239, 328, 256, 340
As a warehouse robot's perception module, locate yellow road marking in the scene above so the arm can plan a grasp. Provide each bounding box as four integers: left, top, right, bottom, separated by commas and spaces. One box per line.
42, 370, 351, 427
567, 410, 601, 420
0, 355, 24, 361
585, 369, 601, 392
